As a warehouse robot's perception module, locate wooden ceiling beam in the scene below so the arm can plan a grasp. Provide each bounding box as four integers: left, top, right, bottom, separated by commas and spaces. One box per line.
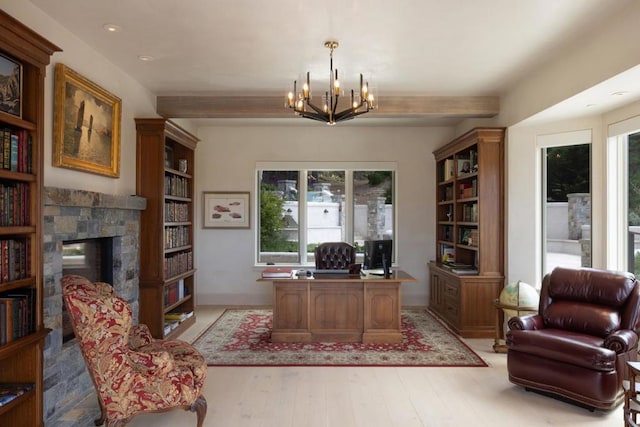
156, 95, 499, 119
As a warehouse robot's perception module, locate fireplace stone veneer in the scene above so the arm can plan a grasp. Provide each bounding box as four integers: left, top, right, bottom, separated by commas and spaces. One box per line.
42, 187, 146, 425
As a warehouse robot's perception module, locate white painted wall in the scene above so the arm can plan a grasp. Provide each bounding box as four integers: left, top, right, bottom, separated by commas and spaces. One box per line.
2, 0, 158, 196
193, 126, 454, 305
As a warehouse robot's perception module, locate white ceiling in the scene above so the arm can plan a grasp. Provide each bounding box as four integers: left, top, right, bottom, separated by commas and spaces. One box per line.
29, 0, 639, 125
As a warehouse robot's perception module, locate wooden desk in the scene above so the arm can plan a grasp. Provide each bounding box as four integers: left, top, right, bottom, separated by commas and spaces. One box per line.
259, 270, 416, 343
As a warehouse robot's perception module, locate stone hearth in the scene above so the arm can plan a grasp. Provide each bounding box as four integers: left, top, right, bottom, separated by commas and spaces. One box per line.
42, 187, 146, 426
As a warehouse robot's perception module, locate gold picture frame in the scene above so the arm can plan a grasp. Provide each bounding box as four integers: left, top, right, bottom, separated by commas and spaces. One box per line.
53, 63, 121, 177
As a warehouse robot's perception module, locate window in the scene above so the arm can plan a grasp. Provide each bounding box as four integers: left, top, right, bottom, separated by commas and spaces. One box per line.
607, 115, 640, 272
256, 162, 396, 265
538, 131, 592, 276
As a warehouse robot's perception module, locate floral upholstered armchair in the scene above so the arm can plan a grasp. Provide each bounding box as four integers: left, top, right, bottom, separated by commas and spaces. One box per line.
62, 275, 207, 427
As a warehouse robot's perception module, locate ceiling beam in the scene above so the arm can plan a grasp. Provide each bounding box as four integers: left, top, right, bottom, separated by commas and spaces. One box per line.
156, 95, 499, 119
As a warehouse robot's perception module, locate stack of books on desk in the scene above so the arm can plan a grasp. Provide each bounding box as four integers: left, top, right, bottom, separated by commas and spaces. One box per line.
261, 267, 293, 278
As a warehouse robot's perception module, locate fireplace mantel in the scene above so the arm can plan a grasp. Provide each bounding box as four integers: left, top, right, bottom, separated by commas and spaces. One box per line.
44, 186, 146, 210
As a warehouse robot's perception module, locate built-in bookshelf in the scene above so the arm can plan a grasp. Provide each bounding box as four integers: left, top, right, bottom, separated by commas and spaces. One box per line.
135, 119, 198, 339
429, 127, 505, 338
0, 10, 60, 426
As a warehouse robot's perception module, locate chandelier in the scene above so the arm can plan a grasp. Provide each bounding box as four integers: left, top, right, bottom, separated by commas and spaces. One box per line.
285, 40, 376, 125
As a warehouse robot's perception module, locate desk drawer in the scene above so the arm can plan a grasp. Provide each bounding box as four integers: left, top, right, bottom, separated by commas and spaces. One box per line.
444, 281, 459, 298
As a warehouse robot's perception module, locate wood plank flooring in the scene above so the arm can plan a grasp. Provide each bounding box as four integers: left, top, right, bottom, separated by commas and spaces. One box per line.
124, 306, 621, 427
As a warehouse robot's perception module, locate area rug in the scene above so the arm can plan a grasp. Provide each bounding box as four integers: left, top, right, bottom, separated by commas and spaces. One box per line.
191, 308, 487, 367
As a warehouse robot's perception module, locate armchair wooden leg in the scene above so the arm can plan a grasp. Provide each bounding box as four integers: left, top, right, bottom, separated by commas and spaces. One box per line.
95, 403, 106, 426
190, 395, 207, 427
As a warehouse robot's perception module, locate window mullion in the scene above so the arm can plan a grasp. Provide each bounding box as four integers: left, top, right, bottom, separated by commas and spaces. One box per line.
299, 170, 309, 264
344, 170, 354, 244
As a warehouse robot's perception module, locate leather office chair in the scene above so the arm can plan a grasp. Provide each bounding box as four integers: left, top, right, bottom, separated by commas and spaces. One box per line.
314, 242, 356, 270
506, 267, 640, 410
62, 275, 207, 426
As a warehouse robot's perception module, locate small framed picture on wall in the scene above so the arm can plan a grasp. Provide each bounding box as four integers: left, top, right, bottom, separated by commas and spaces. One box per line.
203, 191, 250, 229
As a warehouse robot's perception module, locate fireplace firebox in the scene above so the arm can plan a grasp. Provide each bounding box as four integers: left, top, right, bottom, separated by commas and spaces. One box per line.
61, 237, 114, 342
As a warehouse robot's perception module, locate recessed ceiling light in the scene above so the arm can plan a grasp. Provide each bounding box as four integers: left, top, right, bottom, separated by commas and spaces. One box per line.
103, 24, 122, 33
138, 55, 155, 62
612, 91, 629, 96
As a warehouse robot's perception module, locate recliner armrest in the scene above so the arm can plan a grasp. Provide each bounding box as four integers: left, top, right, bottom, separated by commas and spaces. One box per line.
603, 329, 638, 354
508, 314, 544, 331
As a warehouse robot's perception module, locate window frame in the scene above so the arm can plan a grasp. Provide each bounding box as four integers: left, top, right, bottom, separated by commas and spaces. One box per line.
537, 130, 592, 278
255, 161, 397, 266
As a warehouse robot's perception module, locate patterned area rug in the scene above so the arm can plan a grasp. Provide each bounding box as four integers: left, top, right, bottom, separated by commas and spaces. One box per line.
191, 309, 487, 367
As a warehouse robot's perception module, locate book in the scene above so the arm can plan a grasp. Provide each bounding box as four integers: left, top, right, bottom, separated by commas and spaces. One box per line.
0, 383, 34, 407
451, 268, 478, 275
443, 159, 455, 181
261, 267, 293, 278
9, 133, 18, 172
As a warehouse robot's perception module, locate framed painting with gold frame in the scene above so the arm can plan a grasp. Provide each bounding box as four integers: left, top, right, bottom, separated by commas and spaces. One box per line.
53, 63, 121, 177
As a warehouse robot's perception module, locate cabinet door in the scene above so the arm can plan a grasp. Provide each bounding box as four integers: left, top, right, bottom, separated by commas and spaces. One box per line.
364, 282, 400, 330
273, 282, 308, 330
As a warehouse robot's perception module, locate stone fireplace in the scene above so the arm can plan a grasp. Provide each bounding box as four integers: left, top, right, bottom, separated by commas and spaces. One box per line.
42, 187, 146, 425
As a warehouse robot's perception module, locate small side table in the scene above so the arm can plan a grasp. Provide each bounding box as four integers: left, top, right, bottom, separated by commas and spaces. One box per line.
493, 299, 537, 353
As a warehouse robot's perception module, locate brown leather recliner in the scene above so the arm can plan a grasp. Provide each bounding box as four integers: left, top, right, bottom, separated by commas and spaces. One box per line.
506, 267, 640, 410
314, 242, 356, 269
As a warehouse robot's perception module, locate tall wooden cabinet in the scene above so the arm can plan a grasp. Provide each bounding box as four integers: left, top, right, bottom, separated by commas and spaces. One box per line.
135, 119, 198, 339
428, 127, 505, 338
0, 11, 60, 427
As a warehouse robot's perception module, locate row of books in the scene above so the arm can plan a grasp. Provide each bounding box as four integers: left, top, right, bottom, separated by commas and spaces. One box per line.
164, 278, 187, 307
0, 182, 30, 226
1, 128, 32, 174
440, 186, 453, 202
164, 174, 190, 198
164, 225, 191, 249
164, 251, 193, 279
440, 225, 453, 242
164, 201, 190, 222
163, 311, 194, 335
458, 179, 477, 199
0, 238, 31, 284
0, 288, 35, 345
0, 383, 34, 407
461, 203, 478, 222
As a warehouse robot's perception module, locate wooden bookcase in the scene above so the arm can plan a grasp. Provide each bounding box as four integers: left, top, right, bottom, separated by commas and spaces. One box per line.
0, 10, 60, 427
428, 127, 505, 338
135, 119, 198, 339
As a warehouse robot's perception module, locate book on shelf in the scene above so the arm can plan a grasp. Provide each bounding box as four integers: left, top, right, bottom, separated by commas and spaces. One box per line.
0, 287, 35, 345
0, 383, 34, 407
261, 267, 293, 278
1, 128, 32, 173
443, 159, 455, 181
443, 262, 472, 269
451, 268, 478, 275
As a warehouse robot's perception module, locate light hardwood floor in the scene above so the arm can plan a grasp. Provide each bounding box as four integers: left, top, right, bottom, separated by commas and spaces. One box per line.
126, 306, 622, 427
